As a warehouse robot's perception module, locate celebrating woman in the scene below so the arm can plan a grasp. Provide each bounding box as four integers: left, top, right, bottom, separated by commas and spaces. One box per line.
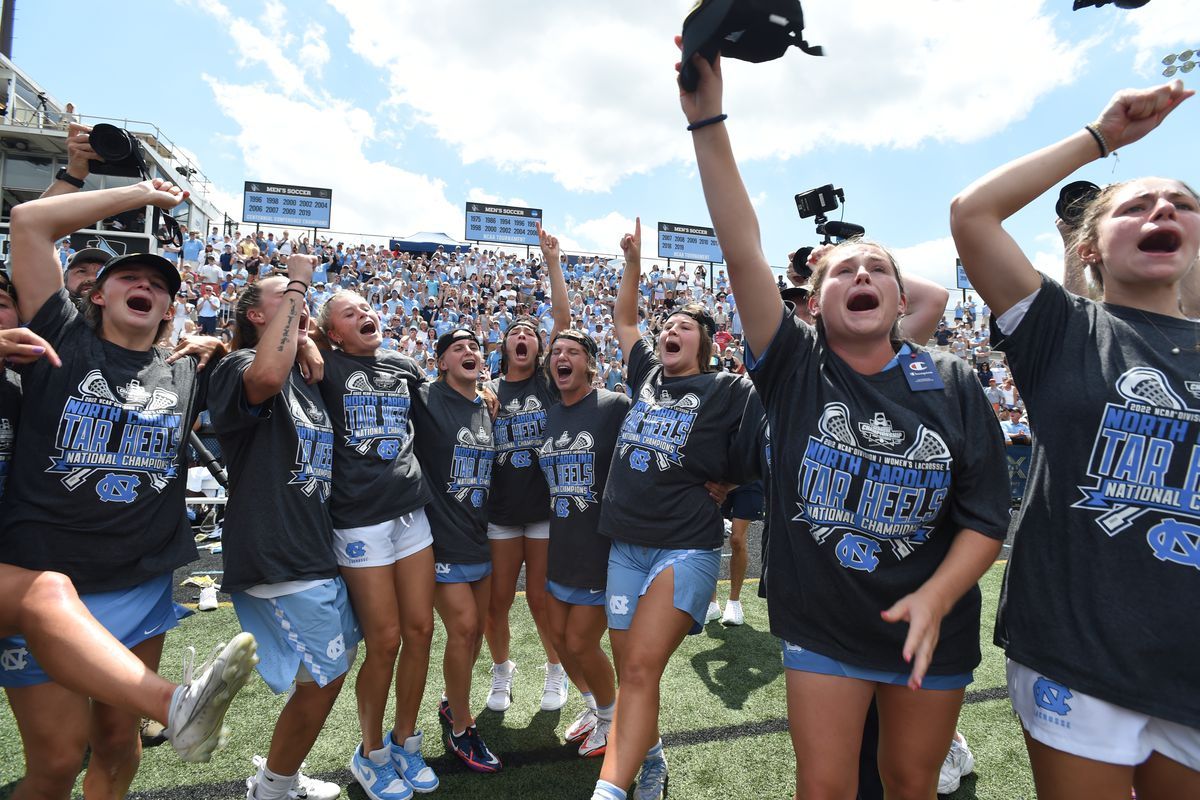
482, 233, 570, 714
950, 80, 1200, 800
591, 217, 759, 800
674, 46, 1011, 800
315, 292, 439, 799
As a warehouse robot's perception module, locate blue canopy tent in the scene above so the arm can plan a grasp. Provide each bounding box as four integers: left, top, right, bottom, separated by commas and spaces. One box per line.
388, 231, 471, 254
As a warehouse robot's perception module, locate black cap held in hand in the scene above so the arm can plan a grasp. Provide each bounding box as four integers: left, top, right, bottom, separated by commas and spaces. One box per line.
679, 0, 824, 92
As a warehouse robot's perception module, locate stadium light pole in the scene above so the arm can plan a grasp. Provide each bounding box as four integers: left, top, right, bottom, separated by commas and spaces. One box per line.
1161, 48, 1199, 77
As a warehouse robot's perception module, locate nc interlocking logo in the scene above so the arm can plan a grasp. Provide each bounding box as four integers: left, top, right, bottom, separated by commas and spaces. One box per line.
1147, 518, 1200, 571
345, 541, 367, 560
0, 646, 29, 671
609, 595, 629, 616
1033, 677, 1072, 716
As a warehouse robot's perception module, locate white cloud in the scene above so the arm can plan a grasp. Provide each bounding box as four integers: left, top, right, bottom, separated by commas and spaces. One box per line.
891, 236, 961, 287
466, 188, 532, 209
1118, 0, 1200, 75
330, 0, 1084, 191
564, 211, 637, 254
300, 24, 331, 76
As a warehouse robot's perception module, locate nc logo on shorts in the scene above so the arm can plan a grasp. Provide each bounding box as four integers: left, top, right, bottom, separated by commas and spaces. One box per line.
629, 449, 650, 473
435, 563, 452, 575
1033, 677, 1072, 716
609, 595, 629, 616
555, 497, 570, 518
377, 439, 400, 460
345, 541, 367, 560
511, 451, 531, 468
326, 634, 346, 660
0, 646, 29, 671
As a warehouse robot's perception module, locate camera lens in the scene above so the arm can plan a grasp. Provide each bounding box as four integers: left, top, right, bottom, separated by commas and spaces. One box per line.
88, 124, 134, 162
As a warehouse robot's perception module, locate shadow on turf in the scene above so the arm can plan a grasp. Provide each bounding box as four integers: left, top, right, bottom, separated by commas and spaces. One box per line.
690, 619, 783, 710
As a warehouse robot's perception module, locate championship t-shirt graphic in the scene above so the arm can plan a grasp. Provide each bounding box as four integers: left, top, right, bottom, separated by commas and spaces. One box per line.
449, 424, 494, 508
617, 383, 699, 473
1072, 366, 1200, 570
797, 402, 952, 572
46, 369, 183, 503
340, 369, 412, 460
540, 429, 598, 518
287, 390, 333, 501
494, 395, 545, 469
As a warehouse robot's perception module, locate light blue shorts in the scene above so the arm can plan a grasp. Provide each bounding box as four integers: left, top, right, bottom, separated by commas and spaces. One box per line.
605, 540, 720, 635
433, 561, 492, 584
547, 579, 606, 607
781, 640, 973, 690
232, 578, 361, 694
0, 573, 176, 688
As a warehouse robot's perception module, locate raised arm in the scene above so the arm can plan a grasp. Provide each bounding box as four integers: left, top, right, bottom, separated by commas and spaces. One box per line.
614, 218, 643, 359
537, 222, 572, 338
10, 179, 185, 322
679, 41, 783, 358
898, 275, 950, 344
39, 123, 96, 200
242, 254, 315, 405
950, 81, 1192, 317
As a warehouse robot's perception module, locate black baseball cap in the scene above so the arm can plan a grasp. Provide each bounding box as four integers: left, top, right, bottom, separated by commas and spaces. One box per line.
96, 253, 182, 298
679, 0, 823, 92
66, 247, 111, 271
435, 328, 480, 359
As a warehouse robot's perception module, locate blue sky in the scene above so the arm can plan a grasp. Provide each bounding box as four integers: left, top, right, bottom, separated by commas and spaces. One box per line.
14, 0, 1200, 288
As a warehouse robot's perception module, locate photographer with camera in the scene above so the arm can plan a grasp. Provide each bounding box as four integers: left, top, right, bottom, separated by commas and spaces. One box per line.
40, 123, 97, 200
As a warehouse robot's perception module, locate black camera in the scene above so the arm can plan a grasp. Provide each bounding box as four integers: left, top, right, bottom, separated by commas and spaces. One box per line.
795, 184, 841, 219
795, 184, 866, 244
88, 123, 148, 178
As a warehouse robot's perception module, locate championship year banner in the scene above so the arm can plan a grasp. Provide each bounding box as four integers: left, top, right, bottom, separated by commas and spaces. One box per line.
956, 258, 973, 291
243, 181, 333, 229
464, 203, 542, 246
657, 222, 723, 263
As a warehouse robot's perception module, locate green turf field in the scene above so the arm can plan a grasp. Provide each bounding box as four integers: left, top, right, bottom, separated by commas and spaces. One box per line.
0, 564, 1034, 799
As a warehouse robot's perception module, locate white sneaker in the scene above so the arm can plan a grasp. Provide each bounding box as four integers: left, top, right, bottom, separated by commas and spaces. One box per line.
704, 601, 722, 624
564, 707, 597, 743
633, 750, 668, 800
540, 663, 568, 711
720, 599, 744, 626
248, 755, 342, 800
578, 716, 611, 757
937, 733, 976, 794
199, 585, 219, 611
487, 661, 515, 712
167, 632, 258, 763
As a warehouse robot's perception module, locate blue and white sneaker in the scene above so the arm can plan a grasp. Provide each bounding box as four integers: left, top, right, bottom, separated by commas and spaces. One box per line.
350, 744, 413, 800
633, 750, 668, 800
388, 729, 439, 793
446, 725, 502, 773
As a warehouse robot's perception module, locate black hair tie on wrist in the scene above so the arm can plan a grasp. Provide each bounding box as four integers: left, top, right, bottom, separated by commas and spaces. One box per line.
687, 113, 728, 132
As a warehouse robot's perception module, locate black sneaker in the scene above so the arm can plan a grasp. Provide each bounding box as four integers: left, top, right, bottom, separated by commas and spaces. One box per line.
438, 698, 453, 726
446, 725, 502, 774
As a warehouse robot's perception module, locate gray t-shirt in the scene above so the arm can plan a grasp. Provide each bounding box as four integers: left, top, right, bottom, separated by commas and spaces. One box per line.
599, 339, 758, 550
750, 308, 1010, 675
0, 290, 204, 593
540, 388, 631, 589
412, 381, 494, 564
993, 275, 1200, 728
319, 349, 431, 529
487, 372, 556, 525
209, 350, 337, 593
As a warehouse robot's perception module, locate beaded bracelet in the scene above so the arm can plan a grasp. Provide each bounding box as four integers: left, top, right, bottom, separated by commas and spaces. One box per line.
1084, 124, 1109, 158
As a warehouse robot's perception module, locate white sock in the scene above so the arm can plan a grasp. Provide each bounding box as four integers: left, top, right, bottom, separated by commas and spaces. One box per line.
581, 690, 596, 709
592, 779, 627, 800
165, 684, 185, 732
547, 661, 564, 674
596, 702, 615, 721
494, 659, 515, 674
252, 763, 296, 800
645, 739, 664, 762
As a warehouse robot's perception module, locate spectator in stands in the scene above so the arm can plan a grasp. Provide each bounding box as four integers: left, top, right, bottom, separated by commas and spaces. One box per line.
64, 247, 109, 299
